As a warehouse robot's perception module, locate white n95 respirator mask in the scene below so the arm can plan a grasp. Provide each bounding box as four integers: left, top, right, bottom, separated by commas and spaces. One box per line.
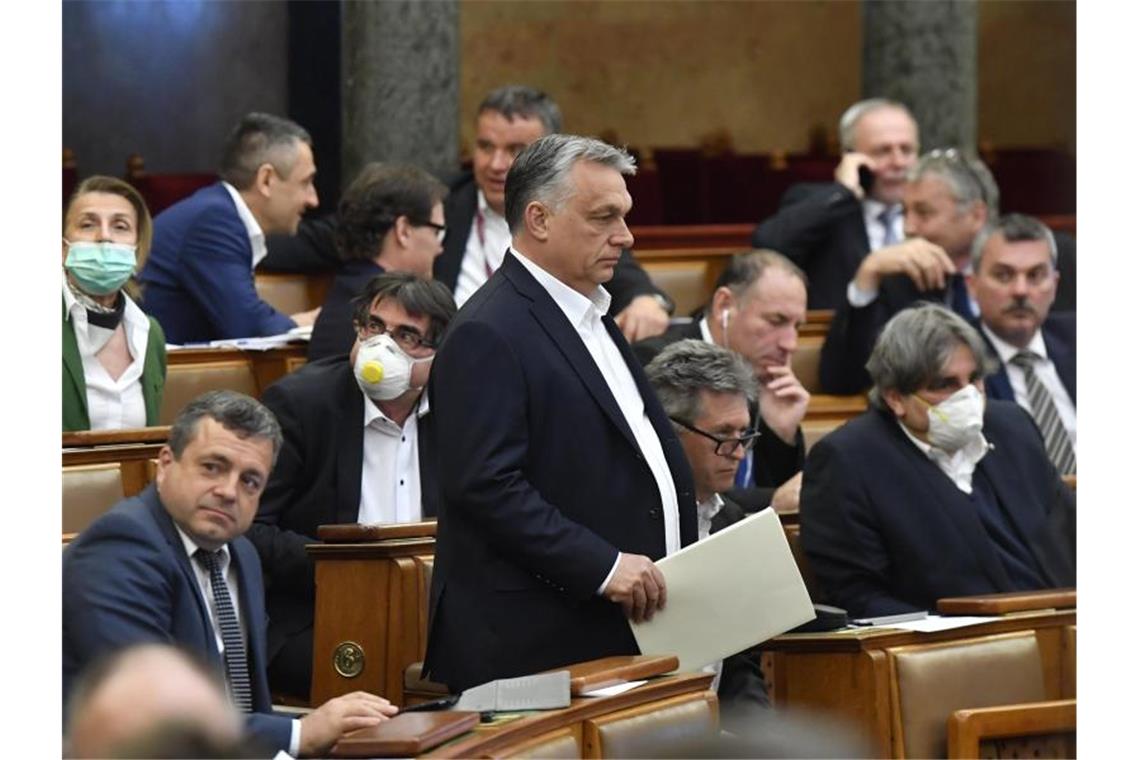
924, 384, 985, 452
353, 334, 432, 401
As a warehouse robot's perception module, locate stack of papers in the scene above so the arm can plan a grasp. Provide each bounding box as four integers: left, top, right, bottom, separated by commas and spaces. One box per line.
455, 670, 571, 712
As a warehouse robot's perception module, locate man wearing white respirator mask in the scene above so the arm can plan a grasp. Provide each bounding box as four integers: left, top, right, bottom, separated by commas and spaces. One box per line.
800, 303, 1075, 618
248, 272, 456, 700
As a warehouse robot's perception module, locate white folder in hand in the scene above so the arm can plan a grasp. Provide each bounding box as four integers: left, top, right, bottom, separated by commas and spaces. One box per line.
630, 507, 815, 672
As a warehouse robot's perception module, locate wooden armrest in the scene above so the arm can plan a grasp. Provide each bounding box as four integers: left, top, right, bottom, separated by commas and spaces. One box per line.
317, 521, 437, 542
937, 588, 1075, 615
947, 699, 1075, 759
63, 426, 171, 448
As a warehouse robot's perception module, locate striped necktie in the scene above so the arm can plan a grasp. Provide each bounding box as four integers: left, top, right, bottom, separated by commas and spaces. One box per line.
194, 549, 253, 713
1009, 351, 1076, 475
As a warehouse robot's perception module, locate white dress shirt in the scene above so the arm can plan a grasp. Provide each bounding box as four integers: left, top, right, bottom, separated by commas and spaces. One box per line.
176, 526, 301, 755
696, 493, 725, 542
454, 190, 511, 307
897, 422, 991, 495
980, 324, 1076, 451
222, 181, 268, 270
358, 391, 430, 525
63, 278, 149, 430
511, 248, 682, 586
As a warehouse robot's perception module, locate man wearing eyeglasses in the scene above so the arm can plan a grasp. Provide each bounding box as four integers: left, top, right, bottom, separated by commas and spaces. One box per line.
248, 272, 456, 700
633, 250, 809, 514
820, 149, 999, 394
307, 163, 449, 360
644, 339, 770, 728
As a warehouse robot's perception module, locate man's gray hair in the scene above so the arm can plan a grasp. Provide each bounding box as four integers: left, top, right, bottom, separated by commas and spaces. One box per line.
478, 85, 562, 135
866, 304, 996, 410
504, 134, 636, 233
712, 249, 807, 302
219, 112, 311, 190
908, 149, 1000, 216
646, 339, 757, 425
838, 98, 916, 151
970, 212, 1058, 273
167, 390, 283, 464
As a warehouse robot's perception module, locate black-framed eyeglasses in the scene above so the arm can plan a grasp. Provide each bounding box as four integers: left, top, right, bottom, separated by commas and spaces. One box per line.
410, 219, 447, 243
669, 417, 761, 456
354, 315, 437, 352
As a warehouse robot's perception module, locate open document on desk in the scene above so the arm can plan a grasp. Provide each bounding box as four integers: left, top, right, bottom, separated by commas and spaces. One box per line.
631, 507, 815, 672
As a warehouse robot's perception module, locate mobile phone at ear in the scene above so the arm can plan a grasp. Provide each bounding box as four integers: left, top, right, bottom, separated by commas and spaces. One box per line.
857, 165, 875, 195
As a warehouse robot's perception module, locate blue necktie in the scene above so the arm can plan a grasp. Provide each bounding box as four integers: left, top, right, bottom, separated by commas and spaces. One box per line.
733, 451, 753, 489
879, 207, 900, 247
195, 549, 253, 713
947, 274, 974, 320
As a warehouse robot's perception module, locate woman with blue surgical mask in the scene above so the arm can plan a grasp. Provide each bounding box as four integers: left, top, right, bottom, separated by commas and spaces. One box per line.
63, 176, 166, 431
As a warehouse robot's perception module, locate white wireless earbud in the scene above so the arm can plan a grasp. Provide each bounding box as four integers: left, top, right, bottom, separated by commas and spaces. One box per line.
721, 309, 729, 332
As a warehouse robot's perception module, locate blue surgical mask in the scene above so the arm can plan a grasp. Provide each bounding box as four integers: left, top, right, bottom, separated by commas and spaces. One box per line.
63, 239, 137, 296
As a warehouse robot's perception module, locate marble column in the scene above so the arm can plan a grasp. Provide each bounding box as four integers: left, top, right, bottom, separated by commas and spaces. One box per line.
862, 0, 977, 152
341, 0, 459, 184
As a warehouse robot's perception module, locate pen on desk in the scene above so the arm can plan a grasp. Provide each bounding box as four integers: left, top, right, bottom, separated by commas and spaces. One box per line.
849, 611, 929, 627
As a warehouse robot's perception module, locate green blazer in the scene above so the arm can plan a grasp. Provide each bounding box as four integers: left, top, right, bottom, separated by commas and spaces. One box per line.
62, 298, 167, 431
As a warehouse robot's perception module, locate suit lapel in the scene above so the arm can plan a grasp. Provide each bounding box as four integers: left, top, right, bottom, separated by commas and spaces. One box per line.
878, 414, 1011, 589
418, 407, 439, 518
436, 179, 477, 291
335, 367, 366, 524
1043, 325, 1076, 404
504, 256, 640, 452
144, 486, 219, 661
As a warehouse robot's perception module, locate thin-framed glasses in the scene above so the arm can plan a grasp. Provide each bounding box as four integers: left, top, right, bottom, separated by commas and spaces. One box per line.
669, 416, 761, 456
354, 315, 436, 352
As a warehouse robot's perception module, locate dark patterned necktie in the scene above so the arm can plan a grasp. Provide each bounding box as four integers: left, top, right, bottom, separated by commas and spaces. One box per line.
1009, 351, 1076, 475
879, 206, 899, 247
194, 549, 253, 713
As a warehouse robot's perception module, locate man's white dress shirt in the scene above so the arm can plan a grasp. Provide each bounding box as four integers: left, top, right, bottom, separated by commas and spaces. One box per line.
454, 190, 511, 307
222, 182, 268, 270
358, 392, 430, 524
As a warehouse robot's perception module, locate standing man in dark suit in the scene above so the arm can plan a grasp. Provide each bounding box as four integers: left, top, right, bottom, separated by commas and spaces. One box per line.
644, 339, 771, 728
424, 134, 696, 692
800, 305, 1076, 618
969, 214, 1075, 475
63, 391, 397, 757
440, 85, 673, 341
307, 163, 448, 360
633, 251, 809, 513
250, 273, 455, 700
140, 113, 322, 343
751, 98, 921, 309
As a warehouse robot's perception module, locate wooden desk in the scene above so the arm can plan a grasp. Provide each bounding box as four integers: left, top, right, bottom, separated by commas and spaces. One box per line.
166, 344, 309, 393
308, 523, 437, 707
424, 672, 716, 758
766, 609, 1076, 757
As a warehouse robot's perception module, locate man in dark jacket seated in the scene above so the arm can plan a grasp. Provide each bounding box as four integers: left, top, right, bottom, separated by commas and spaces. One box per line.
800, 303, 1075, 617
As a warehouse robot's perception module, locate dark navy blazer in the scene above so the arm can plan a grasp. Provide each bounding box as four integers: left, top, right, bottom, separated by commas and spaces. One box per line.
423, 253, 696, 692
62, 485, 292, 752
141, 183, 295, 343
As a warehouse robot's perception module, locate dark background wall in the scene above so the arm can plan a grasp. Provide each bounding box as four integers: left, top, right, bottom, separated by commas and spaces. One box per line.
63, 0, 288, 178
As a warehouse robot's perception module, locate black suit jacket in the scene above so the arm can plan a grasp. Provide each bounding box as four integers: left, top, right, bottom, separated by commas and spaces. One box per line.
63, 486, 292, 751
980, 312, 1076, 407
249, 357, 440, 664
800, 402, 1076, 618
437, 172, 669, 315
751, 182, 869, 310
308, 258, 386, 361
424, 252, 696, 692
632, 320, 805, 512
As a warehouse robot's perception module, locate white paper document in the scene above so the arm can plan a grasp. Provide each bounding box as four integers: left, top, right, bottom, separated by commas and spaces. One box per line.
875, 614, 999, 633
580, 680, 648, 698
455, 670, 571, 712
630, 508, 815, 672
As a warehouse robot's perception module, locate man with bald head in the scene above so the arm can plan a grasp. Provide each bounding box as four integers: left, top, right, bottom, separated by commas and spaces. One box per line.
66, 644, 247, 758
752, 98, 920, 309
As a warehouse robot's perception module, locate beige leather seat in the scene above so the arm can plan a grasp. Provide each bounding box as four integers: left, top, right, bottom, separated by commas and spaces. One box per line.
641, 261, 711, 317
791, 336, 823, 393
887, 631, 1047, 758
255, 272, 325, 314
63, 463, 125, 534
159, 360, 259, 424
584, 692, 718, 758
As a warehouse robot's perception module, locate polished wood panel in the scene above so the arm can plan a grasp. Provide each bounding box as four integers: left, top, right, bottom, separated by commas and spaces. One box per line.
937, 589, 1076, 616
947, 699, 1076, 759
425, 674, 716, 758
766, 609, 1075, 757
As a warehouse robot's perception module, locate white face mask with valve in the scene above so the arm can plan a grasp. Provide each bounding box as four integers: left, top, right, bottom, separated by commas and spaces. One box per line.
353, 334, 432, 401
921, 383, 985, 452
